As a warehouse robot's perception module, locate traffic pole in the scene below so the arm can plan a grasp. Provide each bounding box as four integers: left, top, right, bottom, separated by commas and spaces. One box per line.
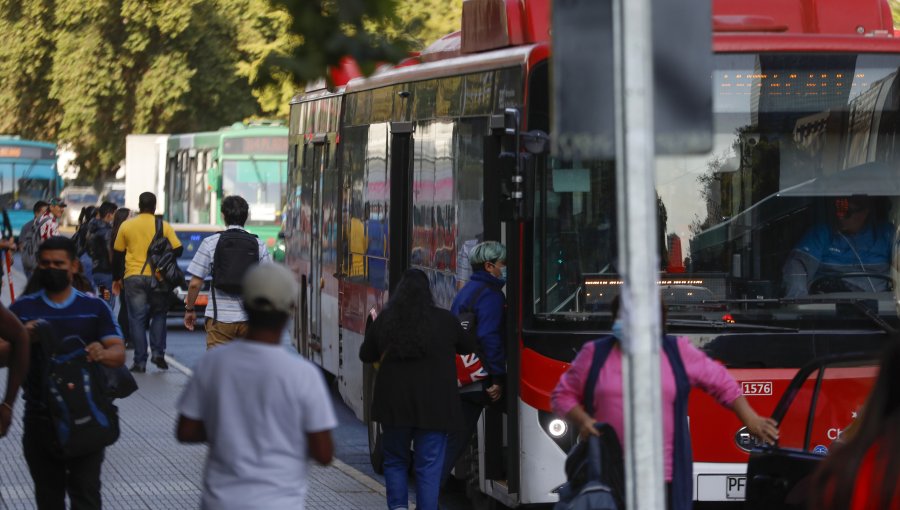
613, 0, 665, 508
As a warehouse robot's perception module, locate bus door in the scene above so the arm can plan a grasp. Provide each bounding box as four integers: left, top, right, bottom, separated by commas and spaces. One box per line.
388, 121, 414, 292
308, 137, 329, 363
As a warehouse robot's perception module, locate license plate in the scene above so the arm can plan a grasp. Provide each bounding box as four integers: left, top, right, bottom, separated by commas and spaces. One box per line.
726, 476, 746, 499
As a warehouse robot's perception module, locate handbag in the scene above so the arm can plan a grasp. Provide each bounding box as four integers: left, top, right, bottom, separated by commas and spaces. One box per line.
102, 365, 138, 399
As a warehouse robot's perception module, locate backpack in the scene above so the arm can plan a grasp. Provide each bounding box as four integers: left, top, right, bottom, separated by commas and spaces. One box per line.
455, 284, 492, 387
143, 216, 185, 291
35, 320, 119, 458
211, 229, 260, 294
21, 215, 51, 273
87, 221, 112, 270
72, 224, 89, 256
554, 423, 623, 510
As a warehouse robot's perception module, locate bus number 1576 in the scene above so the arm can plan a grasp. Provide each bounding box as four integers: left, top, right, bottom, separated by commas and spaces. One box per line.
741, 381, 773, 396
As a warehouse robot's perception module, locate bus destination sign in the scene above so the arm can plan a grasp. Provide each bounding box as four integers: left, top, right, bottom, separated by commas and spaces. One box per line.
0, 145, 55, 159
222, 137, 288, 155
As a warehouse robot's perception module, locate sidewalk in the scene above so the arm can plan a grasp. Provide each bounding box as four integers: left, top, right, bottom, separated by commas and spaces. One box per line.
0, 355, 388, 510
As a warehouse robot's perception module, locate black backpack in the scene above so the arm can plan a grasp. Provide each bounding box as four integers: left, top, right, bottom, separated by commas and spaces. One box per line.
143, 216, 185, 291
212, 229, 260, 294
35, 320, 119, 458
87, 221, 112, 268
455, 284, 493, 386
554, 423, 623, 510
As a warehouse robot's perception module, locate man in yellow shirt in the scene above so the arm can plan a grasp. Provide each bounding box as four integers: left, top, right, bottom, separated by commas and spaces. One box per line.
112, 192, 182, 373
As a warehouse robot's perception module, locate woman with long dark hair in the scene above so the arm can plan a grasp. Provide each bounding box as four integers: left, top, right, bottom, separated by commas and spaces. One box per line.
809, 341, 900, 509
359, 269, 477, 510
110, 208, 132, 348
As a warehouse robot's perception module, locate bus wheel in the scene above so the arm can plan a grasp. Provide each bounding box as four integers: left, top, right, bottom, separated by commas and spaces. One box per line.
364, 363, 384, 474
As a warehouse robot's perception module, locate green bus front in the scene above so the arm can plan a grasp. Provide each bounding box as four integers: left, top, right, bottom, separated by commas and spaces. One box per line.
216, 127, 289, 260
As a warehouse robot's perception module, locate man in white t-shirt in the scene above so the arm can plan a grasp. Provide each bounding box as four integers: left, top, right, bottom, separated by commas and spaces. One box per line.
176, 263, 337, 510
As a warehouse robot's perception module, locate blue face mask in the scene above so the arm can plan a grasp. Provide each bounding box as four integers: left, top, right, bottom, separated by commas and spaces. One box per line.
611, 319, 624, 340
500, 266, 507, 281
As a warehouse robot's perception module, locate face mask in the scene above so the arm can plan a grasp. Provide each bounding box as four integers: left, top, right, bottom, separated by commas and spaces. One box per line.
611, 319, 624, 340
39, 268, 71, 293
500, 266, 507, 281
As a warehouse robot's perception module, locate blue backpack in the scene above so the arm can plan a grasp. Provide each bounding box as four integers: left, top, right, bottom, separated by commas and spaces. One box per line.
36, 321, 120, 458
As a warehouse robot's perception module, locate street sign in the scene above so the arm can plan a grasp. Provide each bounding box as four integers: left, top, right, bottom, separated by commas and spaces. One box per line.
551, 0, 615, 160
552, 0, 713, 158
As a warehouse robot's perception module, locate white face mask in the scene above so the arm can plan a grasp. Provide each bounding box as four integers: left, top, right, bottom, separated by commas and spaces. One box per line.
500, 266, 507, 281
611, 319, 624, 340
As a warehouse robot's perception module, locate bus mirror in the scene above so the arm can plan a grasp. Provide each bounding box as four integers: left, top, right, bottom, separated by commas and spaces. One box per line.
522, 130, 550, 155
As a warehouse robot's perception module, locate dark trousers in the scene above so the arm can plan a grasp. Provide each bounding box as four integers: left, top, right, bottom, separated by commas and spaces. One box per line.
441, 392, 486, 485
23, 417, 105, 510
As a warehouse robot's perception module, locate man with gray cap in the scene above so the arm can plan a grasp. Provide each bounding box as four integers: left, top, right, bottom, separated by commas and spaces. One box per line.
175, 263, 337, 510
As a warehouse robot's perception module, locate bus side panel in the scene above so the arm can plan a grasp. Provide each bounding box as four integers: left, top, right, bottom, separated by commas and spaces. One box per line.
337, 279, 386, 420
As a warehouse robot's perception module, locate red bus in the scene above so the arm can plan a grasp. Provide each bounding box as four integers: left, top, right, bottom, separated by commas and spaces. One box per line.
284, 0, 899, 505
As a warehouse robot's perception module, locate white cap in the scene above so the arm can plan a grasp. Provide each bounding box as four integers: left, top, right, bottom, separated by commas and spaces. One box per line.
242, 263, 298, 314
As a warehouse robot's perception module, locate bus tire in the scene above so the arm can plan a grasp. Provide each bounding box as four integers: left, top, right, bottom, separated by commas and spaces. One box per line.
364, 362, 384, 474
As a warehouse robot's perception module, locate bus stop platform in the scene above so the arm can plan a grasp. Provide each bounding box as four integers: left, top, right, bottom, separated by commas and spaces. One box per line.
0, 354, 389, 510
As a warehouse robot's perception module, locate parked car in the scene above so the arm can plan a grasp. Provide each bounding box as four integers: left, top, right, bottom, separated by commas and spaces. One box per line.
100, 182, 126, 206
168, 223, 221, 315
60, 187, 99, 226
745, 352, 881, 510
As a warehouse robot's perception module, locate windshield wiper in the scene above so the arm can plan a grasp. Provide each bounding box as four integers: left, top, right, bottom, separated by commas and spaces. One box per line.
666, 318, 798, 333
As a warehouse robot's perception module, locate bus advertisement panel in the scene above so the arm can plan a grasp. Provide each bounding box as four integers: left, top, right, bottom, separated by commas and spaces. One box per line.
284, 0, 900, 505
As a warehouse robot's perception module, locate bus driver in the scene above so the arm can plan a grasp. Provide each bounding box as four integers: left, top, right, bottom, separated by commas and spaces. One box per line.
783, 196, 895, 298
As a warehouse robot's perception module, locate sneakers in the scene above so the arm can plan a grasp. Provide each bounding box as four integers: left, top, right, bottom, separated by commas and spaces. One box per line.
151, 356, 169, 370
130, 363, 146, 373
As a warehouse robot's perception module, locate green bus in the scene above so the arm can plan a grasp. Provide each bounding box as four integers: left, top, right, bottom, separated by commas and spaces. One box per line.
165, 123, 289, 259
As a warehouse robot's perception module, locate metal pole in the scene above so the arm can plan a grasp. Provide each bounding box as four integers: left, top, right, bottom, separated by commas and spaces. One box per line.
613, 0, 665, 508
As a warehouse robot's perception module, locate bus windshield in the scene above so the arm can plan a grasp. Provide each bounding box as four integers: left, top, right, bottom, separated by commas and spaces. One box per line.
534, 53, 900, 328
221, 159, 286, 226
0, 174, 53, 211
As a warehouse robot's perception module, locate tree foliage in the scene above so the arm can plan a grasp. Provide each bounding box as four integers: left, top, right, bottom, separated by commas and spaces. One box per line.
0, 0, 421, 182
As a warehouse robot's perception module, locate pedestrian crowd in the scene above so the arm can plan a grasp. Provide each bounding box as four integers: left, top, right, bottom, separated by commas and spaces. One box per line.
0, 200, 897, 510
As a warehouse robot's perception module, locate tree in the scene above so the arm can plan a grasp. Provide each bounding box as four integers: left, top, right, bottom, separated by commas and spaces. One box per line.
263, 0, 410, 84
0, 0, 417, 181
0, 0, 59, 140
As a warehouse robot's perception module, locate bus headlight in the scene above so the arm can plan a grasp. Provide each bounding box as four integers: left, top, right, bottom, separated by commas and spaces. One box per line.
538, 410, 576, 452
547, 418, 567, 438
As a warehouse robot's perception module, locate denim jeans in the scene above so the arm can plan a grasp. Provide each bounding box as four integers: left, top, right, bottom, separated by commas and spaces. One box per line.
92, 272, 116, 311
381, 426, 447, 510
123, 276, 168, 365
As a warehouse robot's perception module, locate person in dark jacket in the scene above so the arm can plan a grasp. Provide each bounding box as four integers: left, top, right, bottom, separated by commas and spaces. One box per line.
86, 201, 118, 307
360, 268, 476, 510
442, 241, 508, 487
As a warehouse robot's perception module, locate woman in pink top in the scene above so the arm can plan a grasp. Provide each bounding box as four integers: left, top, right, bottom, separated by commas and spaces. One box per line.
551, 297, 778, 509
